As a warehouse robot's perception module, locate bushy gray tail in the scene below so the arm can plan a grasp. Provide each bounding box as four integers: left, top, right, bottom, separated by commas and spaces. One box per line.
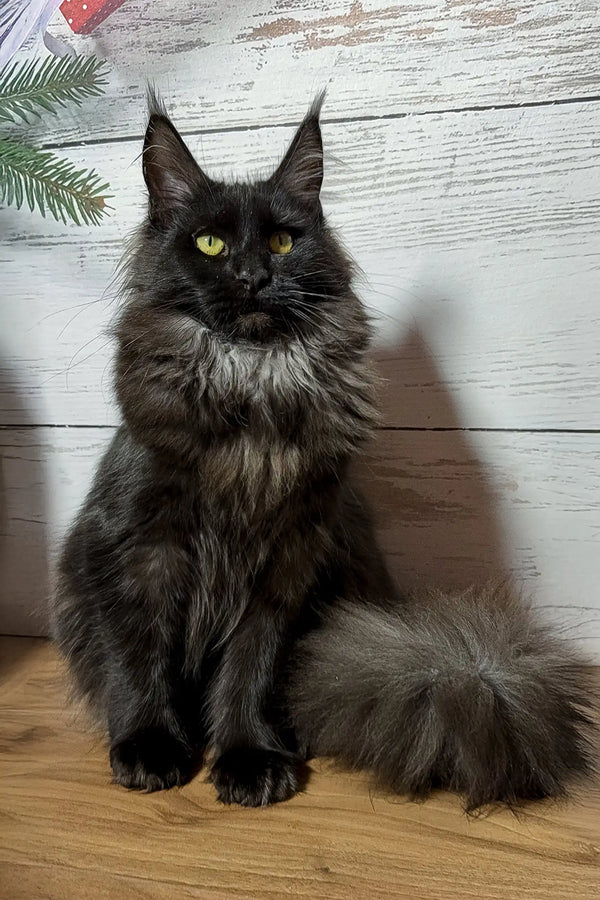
288, 586, 596, 810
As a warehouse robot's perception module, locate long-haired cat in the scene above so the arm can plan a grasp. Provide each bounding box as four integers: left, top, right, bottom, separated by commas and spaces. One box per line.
51, 95, 595, 810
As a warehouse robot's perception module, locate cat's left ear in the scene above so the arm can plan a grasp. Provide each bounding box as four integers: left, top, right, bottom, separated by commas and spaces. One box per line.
142, 90, 212, 224
269, 94, 324, 207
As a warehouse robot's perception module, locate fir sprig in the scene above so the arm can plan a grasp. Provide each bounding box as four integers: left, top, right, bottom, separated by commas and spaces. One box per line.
0, 55, 109, 124
0, 54, 110, 224
0, 138, 110, 225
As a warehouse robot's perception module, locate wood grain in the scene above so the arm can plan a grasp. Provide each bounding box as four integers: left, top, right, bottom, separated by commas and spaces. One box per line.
0, 637, 599, 899
1, 427, 599, 654
26, 0, 600, 145
2, 103, 599, 429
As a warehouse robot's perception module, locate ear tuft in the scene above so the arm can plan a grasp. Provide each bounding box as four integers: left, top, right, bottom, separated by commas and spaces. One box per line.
270, 93, 325, 207
142, 89, 210, 225
146, 84, 168, 119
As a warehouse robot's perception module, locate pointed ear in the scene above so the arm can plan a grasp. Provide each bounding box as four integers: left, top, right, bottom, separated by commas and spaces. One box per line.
142, 92, 211, 224
270, 94, 324, 206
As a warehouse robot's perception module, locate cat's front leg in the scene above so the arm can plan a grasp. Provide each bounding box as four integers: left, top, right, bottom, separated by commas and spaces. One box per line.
208, 603, 303, 807
107, 665, 200, 792
103, 544, 203, 792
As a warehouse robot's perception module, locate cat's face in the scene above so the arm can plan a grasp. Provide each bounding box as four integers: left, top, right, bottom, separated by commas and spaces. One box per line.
134, 96, 353, 344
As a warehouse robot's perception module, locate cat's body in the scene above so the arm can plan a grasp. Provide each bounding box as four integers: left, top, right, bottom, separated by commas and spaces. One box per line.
56, 293, 391, 801
52, 96, 595, 809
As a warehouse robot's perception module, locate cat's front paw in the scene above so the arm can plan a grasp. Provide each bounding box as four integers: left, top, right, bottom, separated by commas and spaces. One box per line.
210, 747, 300, 807
110, 726, 193, 792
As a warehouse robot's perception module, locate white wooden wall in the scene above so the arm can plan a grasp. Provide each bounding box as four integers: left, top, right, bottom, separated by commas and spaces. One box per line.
1, 1, 599, 655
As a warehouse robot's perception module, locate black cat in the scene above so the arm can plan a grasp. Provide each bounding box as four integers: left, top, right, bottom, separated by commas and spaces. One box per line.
51, 95, 595, 809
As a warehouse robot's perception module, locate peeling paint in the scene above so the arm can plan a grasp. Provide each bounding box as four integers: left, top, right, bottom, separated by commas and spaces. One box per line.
240, 1, 411, 51
468, 7, 518, 28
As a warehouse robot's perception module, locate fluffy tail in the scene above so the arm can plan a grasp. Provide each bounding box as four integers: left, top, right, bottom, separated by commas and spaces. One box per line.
288, 585, 596, 810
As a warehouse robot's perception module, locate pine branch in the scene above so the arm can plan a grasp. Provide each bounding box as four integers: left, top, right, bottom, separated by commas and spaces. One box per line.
0, 55, 108, 124
0, 138, 110, 225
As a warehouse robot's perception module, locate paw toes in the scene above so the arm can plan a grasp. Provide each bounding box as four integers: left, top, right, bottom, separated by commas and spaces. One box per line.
110, 727, 192, 792
211, 747, 300, 807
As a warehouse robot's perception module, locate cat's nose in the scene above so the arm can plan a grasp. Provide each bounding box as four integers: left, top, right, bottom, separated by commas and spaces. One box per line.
236, 266, 270, 294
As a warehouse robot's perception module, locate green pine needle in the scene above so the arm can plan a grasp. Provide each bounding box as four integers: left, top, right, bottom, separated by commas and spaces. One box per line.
0, 55, 108, 124
0, 138, 111, 226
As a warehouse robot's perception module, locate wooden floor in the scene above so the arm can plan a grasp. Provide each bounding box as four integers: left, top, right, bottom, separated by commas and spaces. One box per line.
1, 638, 599, 899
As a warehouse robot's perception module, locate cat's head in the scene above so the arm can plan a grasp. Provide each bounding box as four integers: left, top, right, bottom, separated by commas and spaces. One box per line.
130, 93, 356, 344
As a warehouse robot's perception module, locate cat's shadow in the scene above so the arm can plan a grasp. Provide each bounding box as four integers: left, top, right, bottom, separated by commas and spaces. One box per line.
357, 318, 509, 594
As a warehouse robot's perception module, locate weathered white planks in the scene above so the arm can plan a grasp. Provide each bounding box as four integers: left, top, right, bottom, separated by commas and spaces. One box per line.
21, 0, 600, 145
2, 102, 599, 428
0, 427, 111, 635
1, 426, 598, 656
1, 2, 599, 644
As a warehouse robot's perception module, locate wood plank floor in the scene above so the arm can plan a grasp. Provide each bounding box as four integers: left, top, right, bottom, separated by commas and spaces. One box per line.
1, 637, 599, 899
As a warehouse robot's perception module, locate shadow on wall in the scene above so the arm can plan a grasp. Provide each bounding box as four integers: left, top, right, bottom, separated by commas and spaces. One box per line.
0, 358, 50, 640
357, 316, 510, 595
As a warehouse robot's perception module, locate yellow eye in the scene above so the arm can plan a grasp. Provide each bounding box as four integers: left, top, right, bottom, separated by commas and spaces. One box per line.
269, 231, 293, 254
196, 234, 225, 256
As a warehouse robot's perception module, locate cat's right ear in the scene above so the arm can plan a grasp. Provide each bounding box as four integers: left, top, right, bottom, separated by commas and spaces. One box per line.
142, 91, 211, 225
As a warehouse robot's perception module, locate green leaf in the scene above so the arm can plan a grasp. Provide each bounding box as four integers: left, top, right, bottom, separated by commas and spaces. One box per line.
0, 138, 111, 226
0, 55, 108, 124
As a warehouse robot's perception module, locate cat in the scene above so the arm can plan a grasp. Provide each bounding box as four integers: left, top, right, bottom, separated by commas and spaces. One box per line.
51, 94, 595, 810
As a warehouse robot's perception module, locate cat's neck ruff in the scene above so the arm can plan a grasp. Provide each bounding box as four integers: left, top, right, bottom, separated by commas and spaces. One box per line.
115, 300, 377, 479
201, 327, 322, 402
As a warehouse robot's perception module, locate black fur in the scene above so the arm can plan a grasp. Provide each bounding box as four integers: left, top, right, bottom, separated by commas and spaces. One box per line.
51, 97, 596, 809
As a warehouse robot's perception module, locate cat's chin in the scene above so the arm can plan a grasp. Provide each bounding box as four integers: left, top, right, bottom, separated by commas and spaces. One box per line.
233, 311, 277, 341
